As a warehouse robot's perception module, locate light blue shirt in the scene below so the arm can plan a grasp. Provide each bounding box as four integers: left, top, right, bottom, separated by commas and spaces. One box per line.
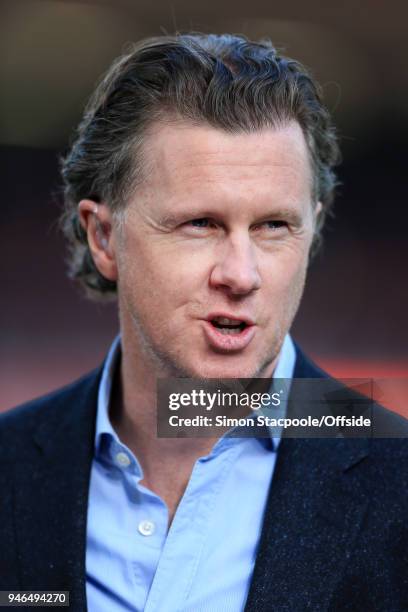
86, 335, 296, 612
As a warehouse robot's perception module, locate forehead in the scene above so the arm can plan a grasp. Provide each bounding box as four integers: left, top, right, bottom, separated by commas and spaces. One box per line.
136, 120, 313, 208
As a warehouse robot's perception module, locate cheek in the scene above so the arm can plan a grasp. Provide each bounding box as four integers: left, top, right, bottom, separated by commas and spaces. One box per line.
118, 238, 208, 311
262, 249, 309, 313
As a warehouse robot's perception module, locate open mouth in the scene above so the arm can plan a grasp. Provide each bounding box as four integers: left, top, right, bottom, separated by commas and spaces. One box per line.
203, 314, 256, 351
210, 317, 248, 335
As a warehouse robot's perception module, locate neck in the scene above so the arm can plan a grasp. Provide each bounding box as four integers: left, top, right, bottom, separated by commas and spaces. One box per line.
109, 337, 220, 479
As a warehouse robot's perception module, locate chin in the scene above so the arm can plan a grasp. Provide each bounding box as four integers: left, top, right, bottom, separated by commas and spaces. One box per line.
190, 359, 263, 380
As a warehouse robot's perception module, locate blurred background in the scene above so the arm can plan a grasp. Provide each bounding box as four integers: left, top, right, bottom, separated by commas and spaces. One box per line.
1, 0, 407, 413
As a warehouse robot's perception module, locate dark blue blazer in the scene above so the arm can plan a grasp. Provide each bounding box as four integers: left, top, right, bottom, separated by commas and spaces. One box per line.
1, 347, 407, 611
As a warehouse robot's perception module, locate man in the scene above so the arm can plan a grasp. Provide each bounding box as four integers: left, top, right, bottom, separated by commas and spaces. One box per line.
1, 33, 407, 612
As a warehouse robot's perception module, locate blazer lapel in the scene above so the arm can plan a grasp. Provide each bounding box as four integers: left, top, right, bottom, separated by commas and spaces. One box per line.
12, 369, 101, 611
245, 348, 371, 611
244, 435, 370, 611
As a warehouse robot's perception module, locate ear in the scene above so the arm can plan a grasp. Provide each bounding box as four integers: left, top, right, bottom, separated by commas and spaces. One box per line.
78, 200, 118, 281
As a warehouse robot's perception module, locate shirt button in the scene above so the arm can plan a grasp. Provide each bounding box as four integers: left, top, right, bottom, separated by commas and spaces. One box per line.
138, 520, 155, 536
115, 451, 131, 467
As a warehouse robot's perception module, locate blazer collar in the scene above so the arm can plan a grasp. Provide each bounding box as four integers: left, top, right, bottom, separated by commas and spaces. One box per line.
292, 342, 328, 378
13, 368, 102, 609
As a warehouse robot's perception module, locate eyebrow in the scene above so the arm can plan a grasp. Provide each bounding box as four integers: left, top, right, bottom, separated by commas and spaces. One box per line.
159, 206, 305, 227
255, 208, 304, 226
158, 213, 189, 226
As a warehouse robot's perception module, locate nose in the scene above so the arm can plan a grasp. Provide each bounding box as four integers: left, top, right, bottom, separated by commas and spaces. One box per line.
209, 234, 261, 296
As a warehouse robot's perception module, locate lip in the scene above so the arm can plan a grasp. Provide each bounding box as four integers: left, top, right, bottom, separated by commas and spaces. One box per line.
202, 312, 256, 352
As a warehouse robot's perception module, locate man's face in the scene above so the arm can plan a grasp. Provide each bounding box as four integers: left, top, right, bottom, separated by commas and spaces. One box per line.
114, 120, 318, 379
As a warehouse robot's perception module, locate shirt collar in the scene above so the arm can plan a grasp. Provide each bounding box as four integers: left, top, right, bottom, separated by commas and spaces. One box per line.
263, 333, 296, 449
94, 333, 296, 455
94, 334, 122, 455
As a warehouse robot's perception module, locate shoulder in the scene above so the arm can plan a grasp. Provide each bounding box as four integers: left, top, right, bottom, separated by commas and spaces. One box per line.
0, 368, 102, 459
293, 343, 408, 461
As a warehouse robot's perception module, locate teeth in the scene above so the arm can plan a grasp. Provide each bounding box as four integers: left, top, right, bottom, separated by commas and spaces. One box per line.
218, 327, 242, 335
213, 317, 243, 325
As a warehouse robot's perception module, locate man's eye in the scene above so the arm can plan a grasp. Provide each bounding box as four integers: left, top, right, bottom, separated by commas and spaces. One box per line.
189, 218, 210, 228
263, 220, 287, 230
181, 218, 217, 235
